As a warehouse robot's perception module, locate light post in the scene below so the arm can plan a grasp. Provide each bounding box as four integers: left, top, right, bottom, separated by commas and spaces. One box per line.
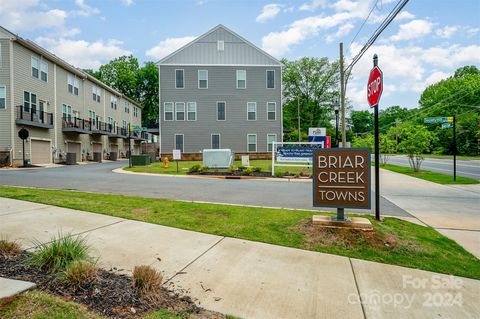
334, 98, 339, 147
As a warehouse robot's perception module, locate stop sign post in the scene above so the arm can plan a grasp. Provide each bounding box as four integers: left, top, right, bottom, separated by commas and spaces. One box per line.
367, 54, 382, 221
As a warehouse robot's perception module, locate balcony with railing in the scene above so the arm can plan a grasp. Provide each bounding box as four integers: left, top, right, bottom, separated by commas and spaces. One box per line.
62, 115, 92, 134
133, 130, 149, 141
16, 105, 54, 129
91, 121, 110, 135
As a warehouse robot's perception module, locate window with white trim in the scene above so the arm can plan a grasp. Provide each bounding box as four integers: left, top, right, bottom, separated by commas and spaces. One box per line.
92, 85, 101, 102
122, 120, 127, 129
236, 70, 246, 89
267, 102, 276, 121
266, 70, 274, 89
164, 102, 173, 121
40, 61, 48, 82
108, 117, 114, 126
187, 102, 197, 121
31, 57, 39, 78
175, 134, 184, 152
133, 106, 138, 117
247, 134, 257, 152
211, 134, 220, 149
217, 102, 226, 121
198, 70, 208, 89
110, 96, 117, 109
175, 102, 185, 121
267, 134, 277, 152
23, 91, 36, 113
247, 102, 256, 121
67, 74, 79, 95
124, 101, 130, 113
175, 69, 184, 89
62, 104, 72, 121
89, 110, 96, 126
0, 86, 5, 109
217, 40, 224, 51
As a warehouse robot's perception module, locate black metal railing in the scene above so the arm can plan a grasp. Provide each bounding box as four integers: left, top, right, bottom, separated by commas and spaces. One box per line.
62, 115, 92, 131
17, 105, 54, 126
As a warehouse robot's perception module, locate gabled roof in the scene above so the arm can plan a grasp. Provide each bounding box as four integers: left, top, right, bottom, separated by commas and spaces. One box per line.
0, 25, 142, 108
157, 24, 281, 66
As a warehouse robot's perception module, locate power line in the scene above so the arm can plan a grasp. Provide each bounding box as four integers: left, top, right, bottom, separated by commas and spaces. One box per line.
349, 0, 381, 46
345, 0, 410, 82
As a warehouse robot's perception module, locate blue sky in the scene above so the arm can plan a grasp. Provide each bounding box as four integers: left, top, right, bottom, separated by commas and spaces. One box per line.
1, 0, 479, 110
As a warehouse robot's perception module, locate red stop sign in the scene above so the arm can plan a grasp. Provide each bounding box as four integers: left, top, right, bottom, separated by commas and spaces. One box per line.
367, 66, 383, 108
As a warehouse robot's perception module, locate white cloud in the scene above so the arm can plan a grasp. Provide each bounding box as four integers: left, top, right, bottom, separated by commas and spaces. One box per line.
0, 0, 68, 32
35, 37, 131, 69
326, 23, 354, 43
424, 71, 450, 86
120, 0, 134, 6
436, 25, 458, 39
299, 0, 326, 11
396, 11, 415, 20
256, 4, 282, 23
390, 19, 433, 41
72, 0, 99, 17
145, 36, 197, 60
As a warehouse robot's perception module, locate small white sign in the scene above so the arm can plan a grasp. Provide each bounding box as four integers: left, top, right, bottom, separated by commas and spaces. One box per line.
172, 149, 181, 160
241, 155, 250, 167
308, 127, 326, 137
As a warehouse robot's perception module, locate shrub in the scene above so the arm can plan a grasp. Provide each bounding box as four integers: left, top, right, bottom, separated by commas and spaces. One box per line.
243, 167, 253, 175
237, 165, 246, 172
29, 234, 92, 273
274, 171, 284, 178
133, 265, 163, 297
228, 165, 237, 173
251, 166, 261, 173
0, 236, 21, 259
63, 260, 98, 286
188, 164, 202, 173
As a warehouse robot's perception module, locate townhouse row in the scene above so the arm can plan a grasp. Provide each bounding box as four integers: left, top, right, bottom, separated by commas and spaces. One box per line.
0, 26, 145, 166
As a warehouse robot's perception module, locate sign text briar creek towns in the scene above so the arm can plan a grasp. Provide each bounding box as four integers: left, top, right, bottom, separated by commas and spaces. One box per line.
313, 149, 371, 209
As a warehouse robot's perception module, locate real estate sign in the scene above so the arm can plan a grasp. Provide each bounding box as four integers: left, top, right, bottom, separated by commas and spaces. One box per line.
313, 148, 371, 208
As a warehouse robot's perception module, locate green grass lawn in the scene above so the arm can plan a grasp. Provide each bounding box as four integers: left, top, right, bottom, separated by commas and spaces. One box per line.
125, 159, 312, 176
378, 162, 479, 184
0, 290, 201, 319
0, 186, 478, 280
423, 154, 480, 161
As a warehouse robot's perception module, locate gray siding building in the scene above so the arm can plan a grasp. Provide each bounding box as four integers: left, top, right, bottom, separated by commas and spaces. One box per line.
0, 26, 144, 166
157, 25, 282, 155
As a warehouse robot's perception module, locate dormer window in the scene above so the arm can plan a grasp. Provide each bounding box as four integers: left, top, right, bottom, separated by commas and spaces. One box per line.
217, 40, 224, 51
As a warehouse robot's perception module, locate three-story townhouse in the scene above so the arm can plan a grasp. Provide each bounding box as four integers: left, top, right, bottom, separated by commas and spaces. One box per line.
157, 25, 282, 157
0, 26, 144, 166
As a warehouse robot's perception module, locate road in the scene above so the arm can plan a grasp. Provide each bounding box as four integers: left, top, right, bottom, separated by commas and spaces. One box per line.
0, 161, 410, 217
386, 155, 480, 180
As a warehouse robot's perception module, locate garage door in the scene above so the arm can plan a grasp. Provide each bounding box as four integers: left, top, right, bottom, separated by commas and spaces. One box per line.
31, 140, 51, 165
110, 144, 118, 155
93, 143, 102, 160
134, 145, 140, 155
67, 142, 81, 162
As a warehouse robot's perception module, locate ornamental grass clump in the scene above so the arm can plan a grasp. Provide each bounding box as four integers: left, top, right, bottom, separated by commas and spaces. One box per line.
0, 236, 21, 259
132, 265, 163, 297
63, 260, 98, 287
29, 233, 92, 273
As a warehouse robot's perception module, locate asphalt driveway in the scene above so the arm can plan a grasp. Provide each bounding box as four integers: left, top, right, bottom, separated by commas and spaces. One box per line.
0, 161, 410, 217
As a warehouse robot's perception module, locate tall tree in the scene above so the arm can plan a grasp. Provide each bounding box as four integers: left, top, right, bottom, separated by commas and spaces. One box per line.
282, 57, 340, 141
137, 62, 159, 124
98, 55, 140, 101
351, 110, 373, 134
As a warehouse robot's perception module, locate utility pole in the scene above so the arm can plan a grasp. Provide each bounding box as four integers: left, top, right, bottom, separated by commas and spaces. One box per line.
339, 42, 346, 147
453, 115, 456, 181
297, 96, 301, 142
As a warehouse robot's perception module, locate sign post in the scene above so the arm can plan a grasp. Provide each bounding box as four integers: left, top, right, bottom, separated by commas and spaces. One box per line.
172, 149, 181, 173
18, 127, 29, 167
367, 54, 383, 221
128, 124, 132, 168
453, 115, 456, 181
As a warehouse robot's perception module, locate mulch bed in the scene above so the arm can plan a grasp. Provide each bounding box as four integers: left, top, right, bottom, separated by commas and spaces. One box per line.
0, 251, 223, 318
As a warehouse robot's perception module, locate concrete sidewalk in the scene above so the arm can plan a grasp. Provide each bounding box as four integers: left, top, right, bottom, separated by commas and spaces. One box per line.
379, 169, 480, 258
0, 197, 479, 319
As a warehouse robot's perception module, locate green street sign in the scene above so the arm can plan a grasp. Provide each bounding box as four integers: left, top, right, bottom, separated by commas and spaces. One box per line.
424, 117, 453, 124
441, 122, 453, 129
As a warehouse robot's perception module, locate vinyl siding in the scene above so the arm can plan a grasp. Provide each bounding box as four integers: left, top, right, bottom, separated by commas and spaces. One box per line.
0, 39, 11, 151
160, 65, 282, 153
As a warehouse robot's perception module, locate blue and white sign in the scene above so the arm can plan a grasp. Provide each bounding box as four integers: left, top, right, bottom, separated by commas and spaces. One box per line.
308, 127, 326, 137
277, 144, 327, 162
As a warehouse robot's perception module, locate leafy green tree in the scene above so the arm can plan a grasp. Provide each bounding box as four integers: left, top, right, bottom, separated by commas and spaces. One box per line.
282, 57, 339, 141
379, 134, 396, 164
351, 110, 373, 134
419, 65, 480, 155
352, 134, 374, 151
137, 62, 159, 124
378, 105, 414, 131
98, 55, 140, 101
397, 124, 436, 171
